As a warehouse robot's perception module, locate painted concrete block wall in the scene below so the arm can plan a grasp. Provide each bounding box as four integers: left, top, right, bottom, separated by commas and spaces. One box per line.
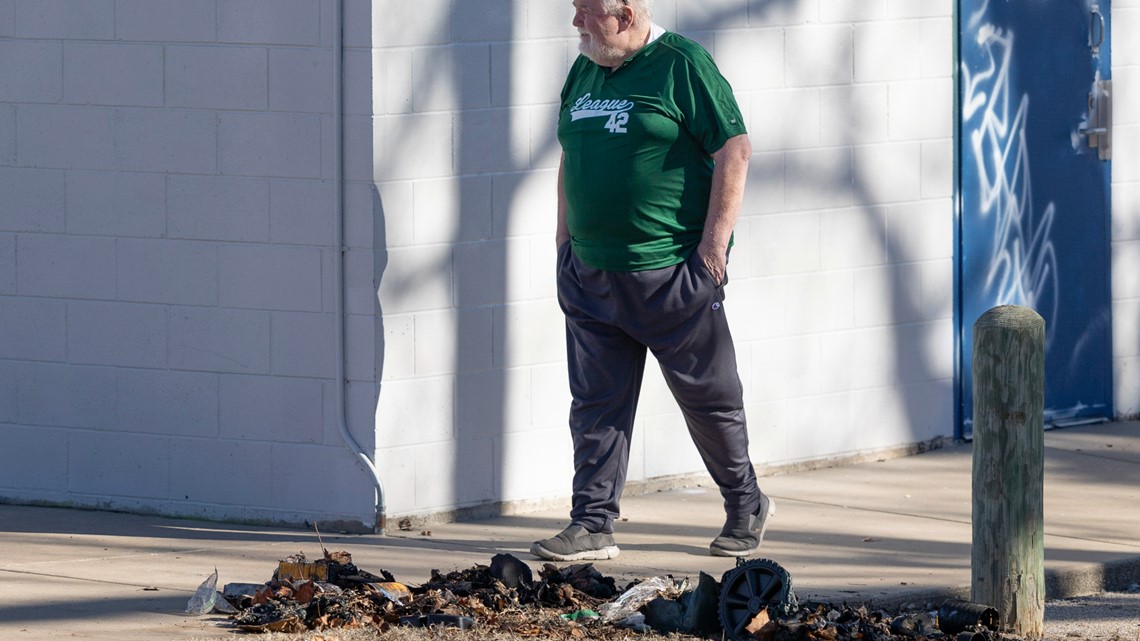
0, 0, 383, 528
371, 0, 957, 521
1113, 0, 1140, 417
8, 0, 1127, 526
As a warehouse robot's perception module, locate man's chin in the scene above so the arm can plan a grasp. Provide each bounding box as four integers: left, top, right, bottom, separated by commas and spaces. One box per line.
579, 43, 620, 67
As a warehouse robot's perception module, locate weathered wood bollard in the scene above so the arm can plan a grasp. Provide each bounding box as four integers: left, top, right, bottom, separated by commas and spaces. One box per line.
971, 305, 1045, 639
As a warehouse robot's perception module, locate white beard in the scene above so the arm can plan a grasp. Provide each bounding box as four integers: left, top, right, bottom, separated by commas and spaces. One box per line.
579, 32, 625, 67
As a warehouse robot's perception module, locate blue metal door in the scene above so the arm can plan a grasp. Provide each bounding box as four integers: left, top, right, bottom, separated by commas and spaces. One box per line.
958, 0, 1114, 435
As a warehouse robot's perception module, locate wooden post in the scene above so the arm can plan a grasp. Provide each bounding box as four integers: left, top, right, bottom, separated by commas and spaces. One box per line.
971, 305, 1045, 640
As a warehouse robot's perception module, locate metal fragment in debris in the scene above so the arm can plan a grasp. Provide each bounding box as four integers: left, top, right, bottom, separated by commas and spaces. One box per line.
223, 582, 265, 609
277, 560, 329, 582
938, 599, 999, 634
368, 581, 412, 603
212, 594, 238, 615
598, 575, 687, 622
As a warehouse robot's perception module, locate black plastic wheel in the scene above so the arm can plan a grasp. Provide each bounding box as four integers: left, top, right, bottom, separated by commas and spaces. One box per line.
718, 558, 796, 641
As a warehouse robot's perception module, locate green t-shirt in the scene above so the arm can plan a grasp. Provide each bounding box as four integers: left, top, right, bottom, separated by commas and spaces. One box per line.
558, 30, 747, 271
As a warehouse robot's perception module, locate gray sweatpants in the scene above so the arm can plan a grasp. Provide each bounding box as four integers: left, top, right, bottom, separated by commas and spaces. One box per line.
556, 243, 762, 535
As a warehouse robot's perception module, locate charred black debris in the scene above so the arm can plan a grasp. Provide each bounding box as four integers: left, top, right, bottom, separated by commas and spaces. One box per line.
200, 549, 1017, 640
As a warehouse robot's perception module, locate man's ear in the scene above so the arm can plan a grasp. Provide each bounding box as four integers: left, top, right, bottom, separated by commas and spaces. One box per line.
617, 6, 635, 29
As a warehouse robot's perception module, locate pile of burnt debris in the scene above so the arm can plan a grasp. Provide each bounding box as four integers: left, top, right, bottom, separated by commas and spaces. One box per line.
191, 549, 1014, 641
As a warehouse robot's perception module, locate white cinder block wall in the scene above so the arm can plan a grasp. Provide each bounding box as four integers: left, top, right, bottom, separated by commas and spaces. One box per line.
3, 0, 1136, 528
0, 0, 383, 529
1113, 0, 1140, 417
370, 0, 959, 523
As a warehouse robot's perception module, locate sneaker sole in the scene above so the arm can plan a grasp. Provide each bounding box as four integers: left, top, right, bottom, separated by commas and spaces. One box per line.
529, 542, 620, 562
709, 545, 754, 558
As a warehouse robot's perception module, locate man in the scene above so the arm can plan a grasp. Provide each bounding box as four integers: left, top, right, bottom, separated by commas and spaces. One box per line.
530, 0, 774, 561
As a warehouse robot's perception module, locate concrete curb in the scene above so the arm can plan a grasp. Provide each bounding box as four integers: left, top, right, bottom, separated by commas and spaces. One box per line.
1046, 556, 1140, 599
812, 556, 1140, 613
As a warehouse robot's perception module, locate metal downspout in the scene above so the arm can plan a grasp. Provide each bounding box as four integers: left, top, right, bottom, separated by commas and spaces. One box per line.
333, 0, 386, 533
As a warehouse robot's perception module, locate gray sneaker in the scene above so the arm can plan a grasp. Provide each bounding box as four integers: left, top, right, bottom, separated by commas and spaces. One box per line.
530, 524, 620, 561
709, 493, 776, 557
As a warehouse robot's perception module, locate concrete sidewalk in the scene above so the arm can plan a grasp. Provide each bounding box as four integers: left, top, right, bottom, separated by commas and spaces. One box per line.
1, 422, 1138, 640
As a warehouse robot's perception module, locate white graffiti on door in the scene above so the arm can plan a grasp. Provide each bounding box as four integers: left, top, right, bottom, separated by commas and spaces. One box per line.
961, 23, 1059, 346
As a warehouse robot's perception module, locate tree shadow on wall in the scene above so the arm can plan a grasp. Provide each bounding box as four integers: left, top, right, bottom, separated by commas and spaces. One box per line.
371, 0, 951, 526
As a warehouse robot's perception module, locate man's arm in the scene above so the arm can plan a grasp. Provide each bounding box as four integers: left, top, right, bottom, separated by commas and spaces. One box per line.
698, 133, 752, 285
556, 152, 570, 248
